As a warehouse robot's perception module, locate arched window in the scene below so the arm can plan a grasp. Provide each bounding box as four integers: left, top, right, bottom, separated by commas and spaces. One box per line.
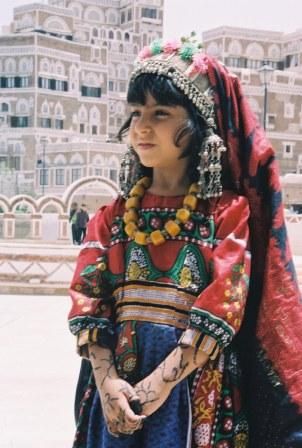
56, 61, 65, 76
41, 101, 50, 115
54, 154, 67, 165
19, 58, 30, 73
5, 58, 16, 73
78, 105, 88, 122
228, 40, 242, 56
268, 44, 281, 60
70, 153, 84, 165
89, 106, 100, 123
109, 30, 114, 40
16, 99, 29, 115
40, 58, 50, 72
43, 16, 71, 34
1, 103, 9, 112
93, 155, 105, 176
20, 13, 33, 28
124, 32, 130, 42
84, 7, 104, 22
107, 156, 119, 183
246, 43, 264, 60
92, 27, 98, 37
55, 102, 63, 117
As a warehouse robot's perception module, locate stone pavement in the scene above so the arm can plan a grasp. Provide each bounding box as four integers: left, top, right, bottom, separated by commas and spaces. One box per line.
0, 295, 79, 448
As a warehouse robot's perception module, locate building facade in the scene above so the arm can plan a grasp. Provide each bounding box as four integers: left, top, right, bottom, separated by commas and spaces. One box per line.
202, 26, 302, 177
0, 0, 164, 197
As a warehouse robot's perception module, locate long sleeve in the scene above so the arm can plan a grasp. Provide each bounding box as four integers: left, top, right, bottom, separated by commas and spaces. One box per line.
179, 193, 251, 360
68, 202, 117, 357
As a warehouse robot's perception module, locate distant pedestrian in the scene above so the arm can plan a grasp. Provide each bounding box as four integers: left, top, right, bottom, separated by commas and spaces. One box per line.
69, 202, 79, 245
76, 204, 89, 244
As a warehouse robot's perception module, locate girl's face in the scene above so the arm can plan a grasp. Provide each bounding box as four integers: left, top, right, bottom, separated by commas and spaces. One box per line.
128, 93, 190, 171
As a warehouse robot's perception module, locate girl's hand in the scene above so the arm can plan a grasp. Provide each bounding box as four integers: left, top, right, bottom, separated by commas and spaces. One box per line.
134, 372, 172, 417
88, 344, 145, 436
134, 344, 209, 417
98, 377, 145, 436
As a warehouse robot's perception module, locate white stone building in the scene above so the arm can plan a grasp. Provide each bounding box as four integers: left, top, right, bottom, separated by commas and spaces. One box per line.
202, 26, 302, 177
0, 0, 164, 197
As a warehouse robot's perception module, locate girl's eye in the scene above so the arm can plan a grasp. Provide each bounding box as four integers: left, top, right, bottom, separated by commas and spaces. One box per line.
131, 110, 140, 118
155, 110, 169, 117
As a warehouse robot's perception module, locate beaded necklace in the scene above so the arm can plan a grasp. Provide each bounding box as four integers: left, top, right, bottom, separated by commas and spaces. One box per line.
123, 177, 201, 246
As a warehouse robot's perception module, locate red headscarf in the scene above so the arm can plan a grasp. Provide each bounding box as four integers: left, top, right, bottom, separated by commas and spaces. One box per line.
207, 57, 302, 446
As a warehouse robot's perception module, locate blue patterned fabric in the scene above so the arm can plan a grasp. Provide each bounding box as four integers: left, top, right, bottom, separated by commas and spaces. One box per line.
86, 323, 190, 448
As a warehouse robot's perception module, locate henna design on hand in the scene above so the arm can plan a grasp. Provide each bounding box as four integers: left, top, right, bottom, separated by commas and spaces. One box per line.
135, 380, 159, 406
103, 392, 119, 412
119, 383, 135, 399
92, 352, 115, 386
158, 347, 189, 383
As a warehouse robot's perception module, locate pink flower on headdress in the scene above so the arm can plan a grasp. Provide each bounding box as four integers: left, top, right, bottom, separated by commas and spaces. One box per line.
163, 39, 181, 54
192, 52, 209, 74
185, 52, 209, 78
138, 46, 153, 60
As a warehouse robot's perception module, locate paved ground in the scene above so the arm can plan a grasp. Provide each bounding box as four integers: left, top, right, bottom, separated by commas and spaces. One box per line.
0, 295, 79, 448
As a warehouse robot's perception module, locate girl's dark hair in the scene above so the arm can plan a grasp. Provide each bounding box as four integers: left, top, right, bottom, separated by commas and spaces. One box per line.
117, 73, 207, 183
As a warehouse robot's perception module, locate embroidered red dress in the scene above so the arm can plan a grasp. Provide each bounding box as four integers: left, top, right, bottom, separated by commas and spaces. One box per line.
69, 190, 251, 448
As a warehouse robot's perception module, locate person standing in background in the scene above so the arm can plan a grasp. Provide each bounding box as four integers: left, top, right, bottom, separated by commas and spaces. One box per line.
76, 204, 89, 244
69, 202, 79, 245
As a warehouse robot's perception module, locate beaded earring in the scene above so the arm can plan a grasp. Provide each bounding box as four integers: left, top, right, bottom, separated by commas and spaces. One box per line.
197, 129, 227, 199
119, 146, 144, 198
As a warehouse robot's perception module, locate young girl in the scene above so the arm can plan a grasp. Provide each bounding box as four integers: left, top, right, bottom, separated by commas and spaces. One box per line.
68, 38, 302, 448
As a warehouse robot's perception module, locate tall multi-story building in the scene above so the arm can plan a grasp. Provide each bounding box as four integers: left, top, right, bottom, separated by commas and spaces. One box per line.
202, 26, 302, 176
0, 0, 164, 197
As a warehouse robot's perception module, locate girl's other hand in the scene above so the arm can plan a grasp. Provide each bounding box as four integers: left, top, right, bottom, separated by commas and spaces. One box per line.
98, 377, 145, 436
134, 371, 172, 417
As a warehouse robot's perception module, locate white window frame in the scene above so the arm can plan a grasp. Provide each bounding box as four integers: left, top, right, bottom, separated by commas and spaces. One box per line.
284, 103, 295, 119
282, 142, 294, 159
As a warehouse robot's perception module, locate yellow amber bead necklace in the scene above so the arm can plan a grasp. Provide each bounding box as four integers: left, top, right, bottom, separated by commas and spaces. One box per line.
123, 176, 201, 246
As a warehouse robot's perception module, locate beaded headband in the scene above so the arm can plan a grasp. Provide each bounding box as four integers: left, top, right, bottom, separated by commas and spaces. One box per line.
131, 39, 216, 129
120, 37, 227, 200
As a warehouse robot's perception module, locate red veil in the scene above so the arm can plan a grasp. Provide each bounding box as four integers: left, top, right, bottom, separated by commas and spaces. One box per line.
207, 57, 302, 446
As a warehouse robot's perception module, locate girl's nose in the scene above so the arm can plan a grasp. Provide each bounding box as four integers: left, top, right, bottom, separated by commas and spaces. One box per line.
134, 115, 151, 134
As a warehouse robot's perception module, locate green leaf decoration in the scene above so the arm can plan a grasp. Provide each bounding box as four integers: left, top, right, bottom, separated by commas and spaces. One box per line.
80, 264, 97, 277
179, 42, 198, 61
150, 39, 163, 55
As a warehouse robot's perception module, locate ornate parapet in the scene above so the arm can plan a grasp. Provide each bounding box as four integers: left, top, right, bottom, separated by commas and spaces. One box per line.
0, 176, 119, 243
0, 242, 79, 295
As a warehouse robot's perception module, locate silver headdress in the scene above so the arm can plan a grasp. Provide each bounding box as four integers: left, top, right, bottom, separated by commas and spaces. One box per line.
120, 37, 227, 199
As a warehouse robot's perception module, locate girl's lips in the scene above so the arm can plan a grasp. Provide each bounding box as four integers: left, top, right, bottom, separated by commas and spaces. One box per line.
137, 143, 155, 150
